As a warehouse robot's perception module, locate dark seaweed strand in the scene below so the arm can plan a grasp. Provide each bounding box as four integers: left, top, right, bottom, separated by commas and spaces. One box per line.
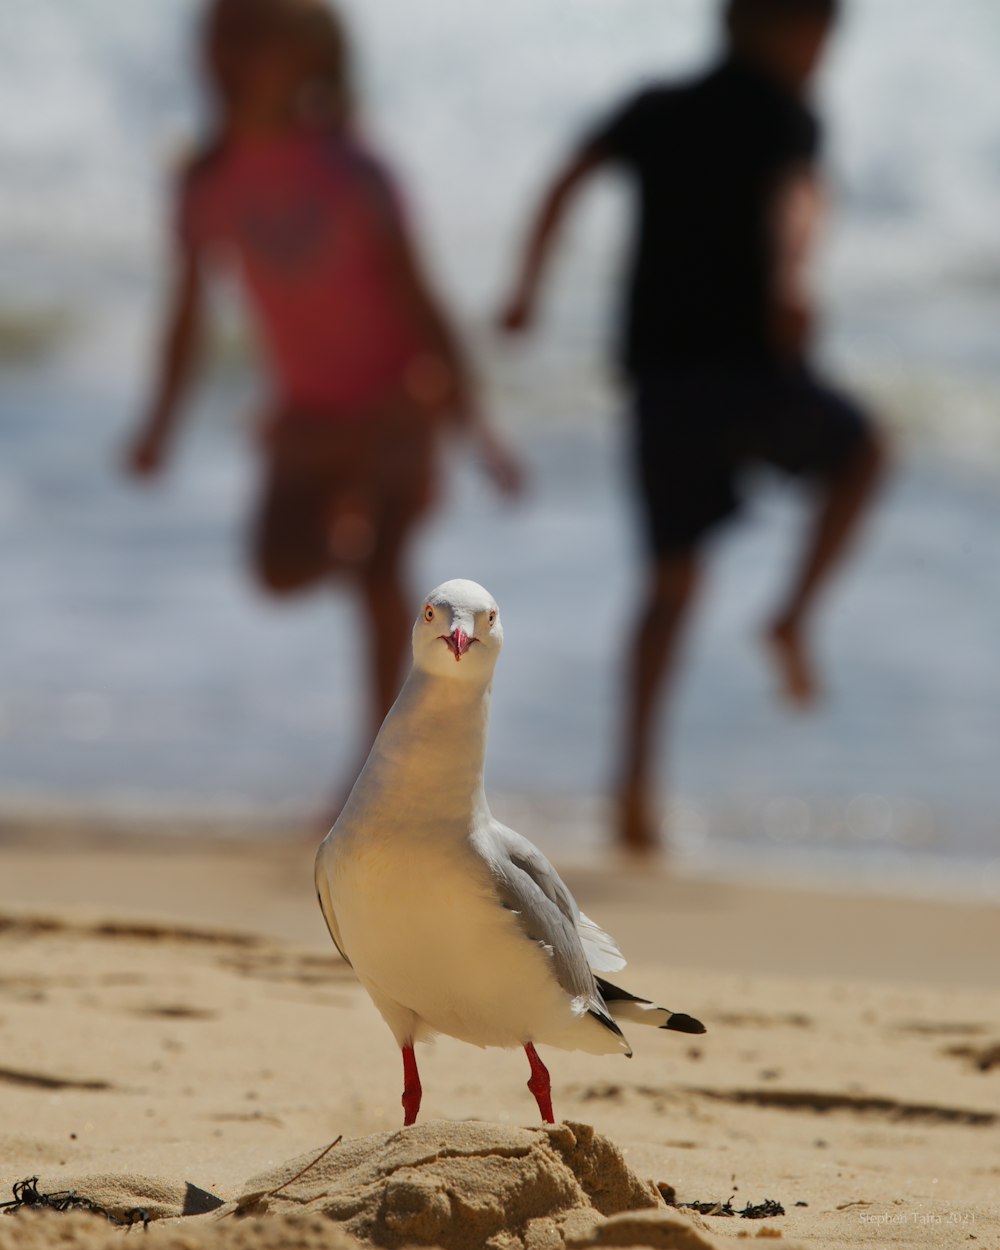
675, 1194, 786, 1219
739, 1198, 786, 1219
0, 1177, 149, 1229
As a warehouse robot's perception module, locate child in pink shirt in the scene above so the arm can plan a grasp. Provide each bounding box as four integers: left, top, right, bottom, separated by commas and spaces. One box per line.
128, 0, 521, 797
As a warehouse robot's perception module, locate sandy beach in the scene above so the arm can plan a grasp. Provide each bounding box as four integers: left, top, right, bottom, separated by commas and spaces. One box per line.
0, 823, 996, 1248
3, 1, 999, 1246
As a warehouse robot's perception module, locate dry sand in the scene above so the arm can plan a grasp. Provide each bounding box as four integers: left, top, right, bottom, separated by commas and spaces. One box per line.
0, 825, 997, 1248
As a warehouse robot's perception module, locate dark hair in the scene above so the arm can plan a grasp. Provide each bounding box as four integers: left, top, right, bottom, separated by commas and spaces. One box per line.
727, 0, 839, 27
203, 0, 354, 126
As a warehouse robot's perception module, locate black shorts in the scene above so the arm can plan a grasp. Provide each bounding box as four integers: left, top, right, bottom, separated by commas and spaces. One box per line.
632, 362, 872, 557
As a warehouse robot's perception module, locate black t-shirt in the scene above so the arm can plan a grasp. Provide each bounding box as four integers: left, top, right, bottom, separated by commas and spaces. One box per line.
590, 57, 820, 374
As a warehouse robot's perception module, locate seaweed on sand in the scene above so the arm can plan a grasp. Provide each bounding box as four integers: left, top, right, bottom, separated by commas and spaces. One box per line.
0, 1176, 149, 1229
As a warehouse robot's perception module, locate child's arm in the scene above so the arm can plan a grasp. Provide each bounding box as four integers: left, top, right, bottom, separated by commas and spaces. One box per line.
498, 143, 606, 334
126, 241, 205, 477
767, 164, 825, 360
383, 200, 525, 497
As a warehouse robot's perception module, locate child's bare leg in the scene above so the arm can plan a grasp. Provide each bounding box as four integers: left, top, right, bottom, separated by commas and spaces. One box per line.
354, 471, 427, 746
329, 410, 433, 810
766, 429, 887, 704
301, 530, 411, 833
616, 551, 700, 854
357, 554, 412, 738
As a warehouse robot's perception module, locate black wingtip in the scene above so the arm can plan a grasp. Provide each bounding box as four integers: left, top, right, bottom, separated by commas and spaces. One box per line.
589, 1007, 628, 1042
662, 1013, 707, 1035
590, 1007, 633, 1056
594, 976, 650, 1005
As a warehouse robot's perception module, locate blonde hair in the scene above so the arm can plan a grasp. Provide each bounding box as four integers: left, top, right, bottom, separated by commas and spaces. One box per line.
203, 0, 354, 127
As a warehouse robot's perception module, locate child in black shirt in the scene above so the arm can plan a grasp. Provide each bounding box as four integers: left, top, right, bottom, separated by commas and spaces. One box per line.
500, 0, 886, 852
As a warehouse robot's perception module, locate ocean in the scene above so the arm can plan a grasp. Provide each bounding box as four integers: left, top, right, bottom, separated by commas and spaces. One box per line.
2, 0, 999, 893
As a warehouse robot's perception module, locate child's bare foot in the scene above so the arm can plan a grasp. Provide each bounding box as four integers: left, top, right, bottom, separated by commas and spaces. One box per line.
764, 617, 820, 708
615, 786, 663, 857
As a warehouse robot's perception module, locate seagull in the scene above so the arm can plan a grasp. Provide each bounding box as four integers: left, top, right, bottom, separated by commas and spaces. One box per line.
315, 578, 705, 1125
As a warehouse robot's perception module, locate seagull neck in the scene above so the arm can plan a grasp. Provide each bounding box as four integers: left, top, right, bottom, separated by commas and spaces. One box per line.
368, 671, 491, 824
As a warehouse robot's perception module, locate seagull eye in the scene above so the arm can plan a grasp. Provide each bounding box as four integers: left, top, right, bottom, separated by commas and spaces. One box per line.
488, 610, 497, 626
424, 605, 435, 623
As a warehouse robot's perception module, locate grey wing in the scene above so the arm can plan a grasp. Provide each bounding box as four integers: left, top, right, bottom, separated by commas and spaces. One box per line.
314, 849, 353, 969
476, 822, 623, 1038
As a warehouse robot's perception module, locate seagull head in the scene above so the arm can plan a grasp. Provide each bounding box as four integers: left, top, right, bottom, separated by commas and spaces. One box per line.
412, 579, 503, 681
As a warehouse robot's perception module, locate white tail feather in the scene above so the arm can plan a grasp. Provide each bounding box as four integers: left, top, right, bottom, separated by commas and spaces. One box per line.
577, 911, 627, 972
606, 998, 672, 1028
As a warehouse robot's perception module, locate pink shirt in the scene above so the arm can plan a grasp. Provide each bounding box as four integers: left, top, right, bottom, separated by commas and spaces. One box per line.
180, 132, 423, 415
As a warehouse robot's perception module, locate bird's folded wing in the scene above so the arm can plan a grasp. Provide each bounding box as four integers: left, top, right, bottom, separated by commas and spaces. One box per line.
314, 855, 353, 968
477, 822, 599, 1002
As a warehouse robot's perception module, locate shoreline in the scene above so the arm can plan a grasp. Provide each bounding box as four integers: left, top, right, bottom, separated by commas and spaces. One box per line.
1, 819, 997, 986
2, 797, 999, 909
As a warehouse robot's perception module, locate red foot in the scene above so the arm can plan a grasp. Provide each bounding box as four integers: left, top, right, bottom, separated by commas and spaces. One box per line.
524, 1043, 555, 1123
402, 1044, 422, 1126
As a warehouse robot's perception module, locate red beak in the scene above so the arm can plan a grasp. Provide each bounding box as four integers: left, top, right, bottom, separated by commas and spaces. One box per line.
444, 628, 472, 661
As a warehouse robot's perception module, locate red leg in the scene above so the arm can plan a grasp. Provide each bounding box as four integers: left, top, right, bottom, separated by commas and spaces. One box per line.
401, 1044, 422, 1126
524, 1043, 554, 1123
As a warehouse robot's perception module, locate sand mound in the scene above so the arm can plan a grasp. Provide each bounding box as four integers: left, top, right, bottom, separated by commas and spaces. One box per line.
235, 1119, 659, 1247
0, 1208, 748, 1250
0, 1122, 766, 1250
226, 1119, 742, 1250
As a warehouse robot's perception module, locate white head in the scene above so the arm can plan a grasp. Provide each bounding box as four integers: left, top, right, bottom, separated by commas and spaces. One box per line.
411, 579, 503, 683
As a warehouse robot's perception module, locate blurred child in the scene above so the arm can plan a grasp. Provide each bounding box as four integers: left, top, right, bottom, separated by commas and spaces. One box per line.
499, 0, 886, 852
128, 0, 521, 796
